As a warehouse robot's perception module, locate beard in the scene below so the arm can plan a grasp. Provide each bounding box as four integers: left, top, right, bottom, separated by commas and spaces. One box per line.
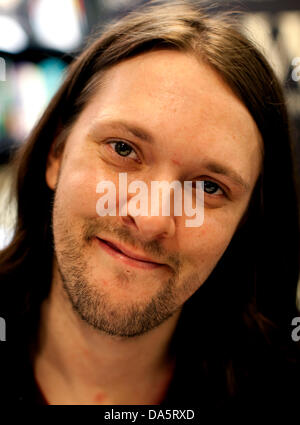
52, 188, 202, 339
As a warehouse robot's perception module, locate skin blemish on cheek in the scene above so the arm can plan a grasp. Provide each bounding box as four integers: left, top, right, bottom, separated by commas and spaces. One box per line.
171, 158, 181, 166
101, 280, 108, 286
93, 391, 106, 403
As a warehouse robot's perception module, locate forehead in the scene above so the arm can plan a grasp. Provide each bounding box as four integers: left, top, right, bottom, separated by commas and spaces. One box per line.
71, 50, 263, 183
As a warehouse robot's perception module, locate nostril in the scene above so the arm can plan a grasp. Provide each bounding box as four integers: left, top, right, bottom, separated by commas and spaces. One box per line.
121, 214, 137, 227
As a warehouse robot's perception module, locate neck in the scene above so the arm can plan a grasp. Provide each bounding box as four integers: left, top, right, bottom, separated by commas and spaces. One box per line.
33, 266, 181, 405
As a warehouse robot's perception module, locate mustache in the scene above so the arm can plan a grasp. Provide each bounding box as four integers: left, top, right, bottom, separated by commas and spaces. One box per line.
82, 217, 181, 271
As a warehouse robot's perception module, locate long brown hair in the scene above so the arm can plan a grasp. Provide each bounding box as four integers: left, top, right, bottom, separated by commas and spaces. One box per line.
1, 0, 300, 408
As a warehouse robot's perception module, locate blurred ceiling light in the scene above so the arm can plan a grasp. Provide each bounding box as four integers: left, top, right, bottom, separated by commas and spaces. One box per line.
241, 12, 285, 82
0, 0, 21, 11
30, 0, 82, 51
13, 62, 48, 139
0, 15, 28, 53
277, 12, 300, 61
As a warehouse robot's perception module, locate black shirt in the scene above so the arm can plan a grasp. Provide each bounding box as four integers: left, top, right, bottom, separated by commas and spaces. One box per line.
1, 282, 300, 414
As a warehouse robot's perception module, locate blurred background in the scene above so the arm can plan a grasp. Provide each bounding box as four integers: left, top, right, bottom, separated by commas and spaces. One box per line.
0, 0, 299, 270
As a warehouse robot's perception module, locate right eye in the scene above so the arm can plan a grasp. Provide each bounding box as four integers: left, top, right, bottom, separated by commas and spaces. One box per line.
108, 141, 139, 161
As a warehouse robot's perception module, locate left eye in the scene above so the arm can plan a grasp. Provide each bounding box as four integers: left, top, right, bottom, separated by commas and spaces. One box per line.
203, 180, 224, 195
109, 141, 138, 160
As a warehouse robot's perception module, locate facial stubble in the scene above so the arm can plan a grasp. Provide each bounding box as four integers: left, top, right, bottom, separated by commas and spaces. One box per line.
52, 187, 201, 338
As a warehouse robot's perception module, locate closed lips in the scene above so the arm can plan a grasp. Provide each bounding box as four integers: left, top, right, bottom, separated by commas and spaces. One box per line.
97, 238, 161, 265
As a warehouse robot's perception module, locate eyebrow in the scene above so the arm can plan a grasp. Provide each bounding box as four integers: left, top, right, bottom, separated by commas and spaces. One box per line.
89, 119, 251, 192
89, 119, 154, 144
201, 161, 251, 192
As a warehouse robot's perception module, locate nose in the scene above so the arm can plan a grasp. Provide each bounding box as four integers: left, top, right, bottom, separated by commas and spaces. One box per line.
122, 213, 176, 240
120, 179, 177, 240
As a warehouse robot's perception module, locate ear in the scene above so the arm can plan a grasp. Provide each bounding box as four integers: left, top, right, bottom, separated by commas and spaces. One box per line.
45, 142, 63, 190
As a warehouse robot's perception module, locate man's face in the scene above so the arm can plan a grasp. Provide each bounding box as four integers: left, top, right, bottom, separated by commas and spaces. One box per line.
46, 50, 262, 337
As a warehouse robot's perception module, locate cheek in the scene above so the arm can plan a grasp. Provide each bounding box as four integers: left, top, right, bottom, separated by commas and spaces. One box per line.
56, 160, 119, 219
183, 209, 242, 270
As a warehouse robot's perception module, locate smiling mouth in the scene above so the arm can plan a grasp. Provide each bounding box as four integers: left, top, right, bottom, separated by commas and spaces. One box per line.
95, 237, 163, 270
103, 239, 125, 254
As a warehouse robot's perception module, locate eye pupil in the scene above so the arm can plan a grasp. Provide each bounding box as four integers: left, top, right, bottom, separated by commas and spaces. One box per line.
204, 181, 219, 194
115, 142, 132, 156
